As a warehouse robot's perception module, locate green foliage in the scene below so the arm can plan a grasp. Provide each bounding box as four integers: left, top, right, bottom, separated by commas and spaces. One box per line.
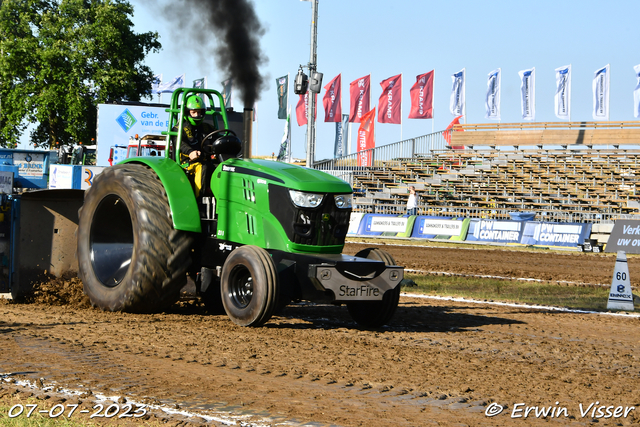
0, 0, 161, 148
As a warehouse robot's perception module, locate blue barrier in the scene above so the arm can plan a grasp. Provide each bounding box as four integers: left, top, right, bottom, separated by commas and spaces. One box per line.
521, 222, 592, 247
467, 219, 524, 244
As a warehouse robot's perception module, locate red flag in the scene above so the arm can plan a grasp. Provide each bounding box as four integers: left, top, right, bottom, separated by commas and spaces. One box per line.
349, 75, 370, 123
377, 74, 402, 124
295, 91, 317, 126
408, 70, 434, 119
322, 74, 342, 122
444, 115, 464, 148
357, 108, 376, 167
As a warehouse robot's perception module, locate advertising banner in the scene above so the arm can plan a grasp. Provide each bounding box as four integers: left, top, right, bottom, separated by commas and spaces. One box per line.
409, 71, 434, 119
0, 171, 12, 194
555, 65, 571, 119
467, 219, 523, 243
604, 220, 640, 253
485, 68, 501, 120
411, 217, 464, 239
518, 68, 535, 121
356, 214, 410, 236
521, 222, 591, 247
81, 167, 106, 189
356, 108, 376, 167
450, 69, 465, 117
349, 75, 371, 123
323, 74, 342, 123
96, 104, 170, 166
377, 74, 402, 124
49, 165, 76, 189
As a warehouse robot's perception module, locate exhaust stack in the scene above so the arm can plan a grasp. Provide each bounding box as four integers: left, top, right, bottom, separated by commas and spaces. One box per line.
242, 107, 253, 159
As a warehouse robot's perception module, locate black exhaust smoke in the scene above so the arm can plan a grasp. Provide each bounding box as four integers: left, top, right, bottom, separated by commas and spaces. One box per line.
161, 0, 268, 108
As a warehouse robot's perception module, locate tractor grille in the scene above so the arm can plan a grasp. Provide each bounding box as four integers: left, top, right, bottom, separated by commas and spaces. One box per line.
242, 178, 256, 203
268, 184, 351, 246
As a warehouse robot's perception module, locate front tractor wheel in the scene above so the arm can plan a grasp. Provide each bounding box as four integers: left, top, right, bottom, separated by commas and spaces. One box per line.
347, 248, 401, 328
221, 245, 279, 327
77, 164, 193, 313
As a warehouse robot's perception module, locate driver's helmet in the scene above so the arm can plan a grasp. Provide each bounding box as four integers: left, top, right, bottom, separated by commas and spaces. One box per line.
185, 95, 206, 126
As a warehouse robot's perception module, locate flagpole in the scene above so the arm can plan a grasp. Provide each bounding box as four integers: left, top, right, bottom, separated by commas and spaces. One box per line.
287, 105, 292, 162
305, 0, 319, 168
371, 73, 376, 149
569, 64, 572, 122
607, 64, 611, 121
431, 71, 435, 134
462, 68, 466, 124
400, 73, 403, 141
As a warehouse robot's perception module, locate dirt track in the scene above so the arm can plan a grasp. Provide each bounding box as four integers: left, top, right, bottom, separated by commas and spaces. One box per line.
1, 243, 640, 426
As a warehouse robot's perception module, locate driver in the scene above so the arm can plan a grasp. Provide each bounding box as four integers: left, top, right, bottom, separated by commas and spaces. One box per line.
174, 95, 217, 197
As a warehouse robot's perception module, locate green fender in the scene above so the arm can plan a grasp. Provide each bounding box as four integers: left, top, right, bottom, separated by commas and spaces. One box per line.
120, 157, 201, 233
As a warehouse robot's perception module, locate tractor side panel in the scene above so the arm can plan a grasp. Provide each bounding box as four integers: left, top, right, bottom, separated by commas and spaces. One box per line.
212, 163, 288, 250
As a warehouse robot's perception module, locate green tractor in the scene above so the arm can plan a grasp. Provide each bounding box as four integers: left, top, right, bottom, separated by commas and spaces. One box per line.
77, 88, 403, 327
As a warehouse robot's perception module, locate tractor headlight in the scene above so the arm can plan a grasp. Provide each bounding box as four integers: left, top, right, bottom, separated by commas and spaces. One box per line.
289, 190, 324, 208
333, 194, 352, 209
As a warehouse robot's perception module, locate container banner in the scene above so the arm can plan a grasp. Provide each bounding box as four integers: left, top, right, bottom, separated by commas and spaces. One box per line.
521, 222, 591, 247
467, 219, 522, 243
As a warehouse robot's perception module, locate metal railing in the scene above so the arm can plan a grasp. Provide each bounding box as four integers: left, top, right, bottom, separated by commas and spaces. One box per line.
314, 131, 447, 184
351, 203, 631, 223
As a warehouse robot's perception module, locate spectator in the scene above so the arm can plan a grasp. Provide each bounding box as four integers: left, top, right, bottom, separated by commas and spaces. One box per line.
407, 185, 418, 216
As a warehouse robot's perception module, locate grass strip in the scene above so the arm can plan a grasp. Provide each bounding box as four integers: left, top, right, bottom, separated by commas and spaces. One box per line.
403, 273, 614, 311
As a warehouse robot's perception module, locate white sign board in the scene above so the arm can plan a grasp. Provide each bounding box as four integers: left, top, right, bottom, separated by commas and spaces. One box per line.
347, 213, 364, 235
13, 152, 45, 177
80, 167, 106, 189
49, 165, 74, 189
369, 217, 409, 233
419, 219, 464, 236
0, 171, 13, 194
607, 251, 634, 311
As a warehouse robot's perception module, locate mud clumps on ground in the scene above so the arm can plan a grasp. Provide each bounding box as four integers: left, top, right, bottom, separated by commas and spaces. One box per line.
24, 274, 91, 308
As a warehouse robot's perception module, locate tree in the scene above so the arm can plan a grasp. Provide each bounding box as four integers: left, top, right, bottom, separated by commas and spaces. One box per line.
0, 0, 161, 148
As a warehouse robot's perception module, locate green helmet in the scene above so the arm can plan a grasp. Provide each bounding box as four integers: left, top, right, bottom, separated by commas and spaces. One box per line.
186, 95, 206, 126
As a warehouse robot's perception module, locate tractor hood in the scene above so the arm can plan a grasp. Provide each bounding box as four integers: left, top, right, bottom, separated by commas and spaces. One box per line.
216, 158, 352, 194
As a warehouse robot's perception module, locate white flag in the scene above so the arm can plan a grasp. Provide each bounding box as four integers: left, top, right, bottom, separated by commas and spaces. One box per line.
518, 68, 535, 121
152, 74, 162, 94
485, 68, 501, 120
450, 68, 465, 117
155, 74, 185, 94
634, 64, 640, 119
554, 65, 571, 120
222, 78, 233, 109
592, 64, 610, 120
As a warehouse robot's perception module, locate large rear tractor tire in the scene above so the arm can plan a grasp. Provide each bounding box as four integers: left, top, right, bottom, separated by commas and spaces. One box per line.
347, 248, 401, 328
77, 164, 193, 313
221, 245, 279, 327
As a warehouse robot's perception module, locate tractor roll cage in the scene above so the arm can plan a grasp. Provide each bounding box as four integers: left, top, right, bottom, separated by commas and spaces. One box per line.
161, 88, 230, 163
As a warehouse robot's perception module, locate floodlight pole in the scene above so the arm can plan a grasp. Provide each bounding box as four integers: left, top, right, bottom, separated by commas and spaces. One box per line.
305, 0, 318, 168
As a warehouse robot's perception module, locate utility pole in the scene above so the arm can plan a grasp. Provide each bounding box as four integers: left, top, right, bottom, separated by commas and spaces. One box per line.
305, 0, 318, 168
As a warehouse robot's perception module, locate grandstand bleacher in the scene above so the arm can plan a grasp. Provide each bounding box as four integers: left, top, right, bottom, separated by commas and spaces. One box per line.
314, 121, 640, 223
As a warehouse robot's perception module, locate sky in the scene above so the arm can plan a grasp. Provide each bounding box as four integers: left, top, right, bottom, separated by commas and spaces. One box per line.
34, 0, 640, 159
